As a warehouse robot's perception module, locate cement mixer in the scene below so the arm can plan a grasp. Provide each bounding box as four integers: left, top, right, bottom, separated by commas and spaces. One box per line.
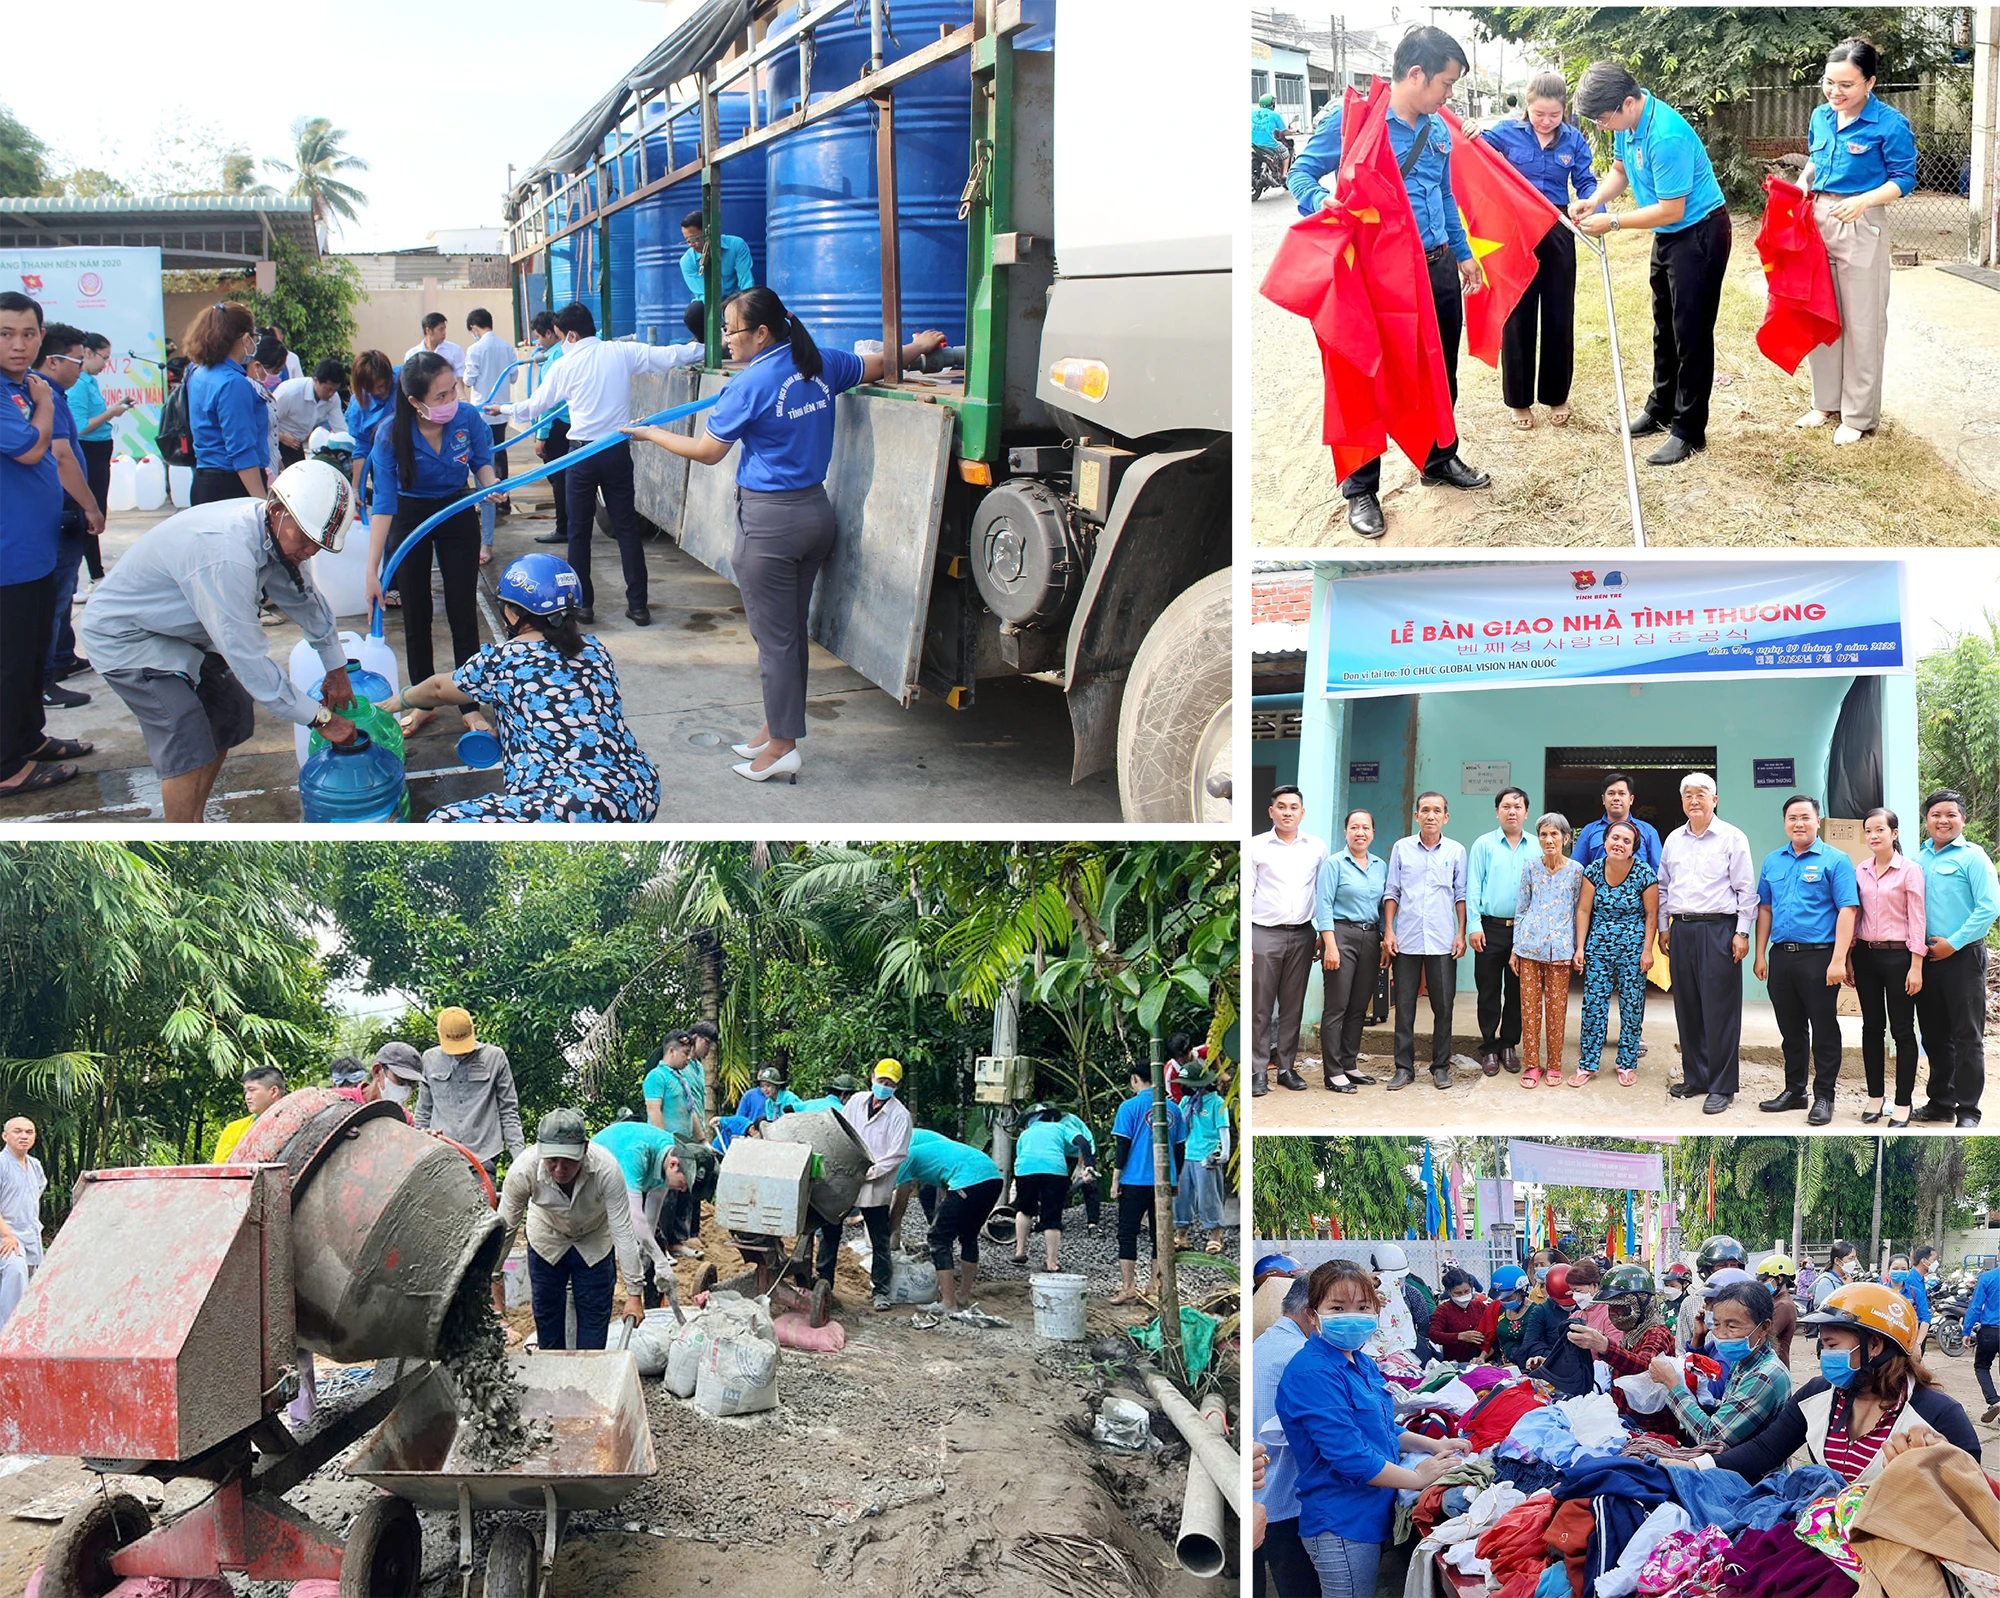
0, 1089, 649, 1596
699, 1108, 869, 1328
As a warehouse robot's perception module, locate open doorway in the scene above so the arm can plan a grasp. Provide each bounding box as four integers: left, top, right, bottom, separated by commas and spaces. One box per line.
1542, 746, 1718, 838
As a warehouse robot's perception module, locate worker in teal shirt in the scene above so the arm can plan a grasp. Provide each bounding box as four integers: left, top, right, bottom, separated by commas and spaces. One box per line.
735, 1066, 804, 1123
590, 1118, 688, 1288
1252, 94, 1288, 169
1914, 789, 2000, 1126
1572, 62, 1730, 465
1110, 1064, 1187, 1304
1172, 1072, 1231, 1254
1467, 786, 1537, 1076
1284, 25, 1488, 538
1753, 795, 1859, 1121
678, 210, 756, 342
642, 1030, 706, 1141
892, 1128, 1003, 1317
1011, 1105, 1088, 1271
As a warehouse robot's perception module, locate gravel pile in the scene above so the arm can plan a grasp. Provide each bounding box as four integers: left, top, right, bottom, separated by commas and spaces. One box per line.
436, 1283, 551, 1470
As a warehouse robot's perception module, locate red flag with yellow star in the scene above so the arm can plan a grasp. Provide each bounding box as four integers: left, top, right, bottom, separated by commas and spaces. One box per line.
1754, 174, 1841, 373
1260, 79, 1457, 480
1444, 109, 1559, 367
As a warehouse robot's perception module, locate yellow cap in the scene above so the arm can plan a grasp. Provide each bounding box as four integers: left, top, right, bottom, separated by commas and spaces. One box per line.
437, 1007, 477, 1051
873, 1057, 903, 1084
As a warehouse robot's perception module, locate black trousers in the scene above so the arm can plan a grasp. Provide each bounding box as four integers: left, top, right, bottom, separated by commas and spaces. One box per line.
1975, 1324, 2000, 1405
1116, 1184, 1158, 1263
815, 1203, 892, 1292
1071, 1174, 1101, 1226
1392, 950, 1457, 1074
388, 494, 482, 686
1767, 943, 1843, 1099
543, 419, 571, 542
1646, 209, 1733, 447
0, 573, 56, 783
278, 442, 305, 469
1917, 940, 1990, 1111
190, 466, 253, 505
1320, 921, 1383, 1077
684, 300, 706, 340
1853, 944, 1921, 1105
1501, 226, 1577, 409
1668, 917, 1742, 1095
1256, 1516, 1318, 1598
1474, 916, 1522, 1050
79, 438, 112, 577
564, 439, 648, 610
1251, 922, 1317, 1086
1342, 247, 1463, 499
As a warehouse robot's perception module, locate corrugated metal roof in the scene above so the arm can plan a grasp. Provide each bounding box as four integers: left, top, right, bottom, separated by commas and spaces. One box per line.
0, 195, 313, 215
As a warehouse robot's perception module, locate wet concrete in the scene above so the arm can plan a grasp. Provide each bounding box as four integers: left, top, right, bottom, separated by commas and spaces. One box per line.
11, 486, 1122, 824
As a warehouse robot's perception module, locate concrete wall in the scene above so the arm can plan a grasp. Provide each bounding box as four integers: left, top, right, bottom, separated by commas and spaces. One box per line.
164, 286, 524, 382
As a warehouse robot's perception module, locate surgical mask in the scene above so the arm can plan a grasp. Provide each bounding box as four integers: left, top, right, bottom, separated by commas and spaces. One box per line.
1818, 1350, 1858, 1389
1535, 1267, 1550, 1283
1891, 1270, 1910, 1286
1319, 1314, 1378, 1351
1715, 1336, 1752, 1363
422, 401, 456, 424
1450, 1292, 1474, 1308
381, 1080, 413, 1105
1500, 1295, 1525, 1313
872, 1082, 895, 1100
1571, 1291, 1596, 1309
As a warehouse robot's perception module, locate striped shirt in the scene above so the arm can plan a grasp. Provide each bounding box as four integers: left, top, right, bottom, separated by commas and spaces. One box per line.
1821, 1393, 1904, 1482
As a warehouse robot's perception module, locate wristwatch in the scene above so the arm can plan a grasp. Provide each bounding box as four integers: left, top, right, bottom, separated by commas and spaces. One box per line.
312, 706, 334, 728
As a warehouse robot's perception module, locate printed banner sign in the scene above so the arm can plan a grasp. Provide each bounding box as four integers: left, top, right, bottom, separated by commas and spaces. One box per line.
1, 248, 167, 459
1508, 1139, 1664, 1192
1323, 561, 1907, 696
1475, 1179, 1515, 1235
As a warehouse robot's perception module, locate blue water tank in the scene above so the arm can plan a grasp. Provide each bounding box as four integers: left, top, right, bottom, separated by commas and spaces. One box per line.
633, 94, 770, 343
766, 1, 971, 354
548, 235, 576, 311
604, 134, 636, 337
300, 732, 406, 823
1016, 0, 1055, 49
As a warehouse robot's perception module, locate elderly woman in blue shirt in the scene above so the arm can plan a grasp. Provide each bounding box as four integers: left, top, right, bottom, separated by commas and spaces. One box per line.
1314, 808, 1389, 1094
1478, 74, 1599, 430
1797, 37, 1919, 445
1275, 1259, 1471, 1597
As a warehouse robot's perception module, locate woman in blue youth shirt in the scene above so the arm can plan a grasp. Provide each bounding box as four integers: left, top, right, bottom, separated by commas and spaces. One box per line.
364, 352, 497, 732
1478, 74, 1599, 429
1798, 37, 1918, 444
624, 287, 945, 784
181, 301, 270, 504
1274, 1259, 1471, 1596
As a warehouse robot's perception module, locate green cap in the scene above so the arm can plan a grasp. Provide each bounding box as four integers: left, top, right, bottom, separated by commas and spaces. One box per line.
536, 1107, 589, 1159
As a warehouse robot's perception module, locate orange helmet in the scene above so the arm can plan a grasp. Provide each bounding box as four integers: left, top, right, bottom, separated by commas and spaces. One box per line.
1799, 1281, 1921, 1356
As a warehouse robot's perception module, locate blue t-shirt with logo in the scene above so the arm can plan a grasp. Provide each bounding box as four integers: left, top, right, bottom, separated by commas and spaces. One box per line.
0, 371, 63, 584
704, 343, 866, 493
1113, 1089, 1186, 1187
367, 402, 494, 516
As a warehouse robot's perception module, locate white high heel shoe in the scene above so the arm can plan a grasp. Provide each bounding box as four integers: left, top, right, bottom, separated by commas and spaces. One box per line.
732, 748, 800, 784
730, 740, 769, 758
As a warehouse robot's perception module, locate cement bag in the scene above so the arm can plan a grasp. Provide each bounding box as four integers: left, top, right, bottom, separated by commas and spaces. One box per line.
693, 1307, 781, 1418
888, 1253, 940, 1305
666, 1292, 773, 1401
619, 1308, 679, 1379
773, 1311, 846, 1353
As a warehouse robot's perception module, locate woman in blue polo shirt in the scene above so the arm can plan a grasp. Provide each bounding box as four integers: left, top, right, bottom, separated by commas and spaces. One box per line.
1274, 1259, 1470, 1596
1479, 74, 1600, 430
180, 301, 270, 503
1571, 62, 1730, 468
1798, 37, 1918, 446
623, 287, 945, 784
364, 351, 497, 733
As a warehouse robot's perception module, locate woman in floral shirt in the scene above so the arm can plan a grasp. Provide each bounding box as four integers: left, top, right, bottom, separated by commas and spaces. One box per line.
1511, 813, 1585, 1087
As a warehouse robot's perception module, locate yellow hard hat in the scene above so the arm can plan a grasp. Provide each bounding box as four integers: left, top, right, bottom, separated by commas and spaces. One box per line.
1800, 1282, 1921, 1356
872, 1057, 903, 1083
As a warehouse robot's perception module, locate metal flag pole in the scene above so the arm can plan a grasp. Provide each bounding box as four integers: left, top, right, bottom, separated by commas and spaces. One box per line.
1560, 213, 1646, 548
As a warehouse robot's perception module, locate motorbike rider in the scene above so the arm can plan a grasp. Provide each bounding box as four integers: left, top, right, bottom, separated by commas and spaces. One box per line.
1252, 92, 1291, 180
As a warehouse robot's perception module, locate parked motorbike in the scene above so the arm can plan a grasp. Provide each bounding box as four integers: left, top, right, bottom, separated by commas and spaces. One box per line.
1252, 140, 1288, 201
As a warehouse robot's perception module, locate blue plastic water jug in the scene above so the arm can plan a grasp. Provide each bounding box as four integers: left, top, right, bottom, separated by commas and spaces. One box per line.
300, 732, 407, 823
310, 662, 394, 706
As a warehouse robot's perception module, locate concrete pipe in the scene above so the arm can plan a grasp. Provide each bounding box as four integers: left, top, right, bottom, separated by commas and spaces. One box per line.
1174, 1395, 1229, 1578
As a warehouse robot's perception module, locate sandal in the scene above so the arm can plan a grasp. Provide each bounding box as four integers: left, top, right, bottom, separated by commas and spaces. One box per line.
1549, 404, 1571, 426
1617, 1067, 1638, 1087
33, 736, 94, 760
1011, 1252, 1029, 1266
1521, 1068, 1541, 1089
1206, 1239, 1225, 1256
399, 708, 437, 737
1509, 408, 1535, 430
1567, 1068, 1596, 1088
0, 761, 80, 797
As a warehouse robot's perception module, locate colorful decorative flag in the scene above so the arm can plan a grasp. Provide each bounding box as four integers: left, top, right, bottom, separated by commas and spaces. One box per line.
1449, 110, 1561, 366
1260, 78, 1459, 481
1625, 1190, 1637, 1258
1706, 1155, 1716, 1224
1423, 1142, 1443, 1239
1753, 175, 1841, 373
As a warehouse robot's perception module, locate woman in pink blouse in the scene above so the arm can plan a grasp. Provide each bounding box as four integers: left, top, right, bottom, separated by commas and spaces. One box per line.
1843, 806, 1926, 1127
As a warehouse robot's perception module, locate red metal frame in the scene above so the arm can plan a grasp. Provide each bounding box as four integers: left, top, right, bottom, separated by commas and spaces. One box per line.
112, 1480, 345, 1582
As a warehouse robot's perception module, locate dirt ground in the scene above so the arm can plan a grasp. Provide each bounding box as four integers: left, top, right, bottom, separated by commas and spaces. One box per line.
0, 1209, 1241, 1598
1250, 191, 2000, 549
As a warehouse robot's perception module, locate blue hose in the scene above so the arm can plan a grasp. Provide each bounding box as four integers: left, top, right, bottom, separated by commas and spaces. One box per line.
372, 391, 720, 635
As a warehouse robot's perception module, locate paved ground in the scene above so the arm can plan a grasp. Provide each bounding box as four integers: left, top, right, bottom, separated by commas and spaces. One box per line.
1251, 189, 2000, 548
10, 480, 1120, 824
1249, 991, 2000, 1134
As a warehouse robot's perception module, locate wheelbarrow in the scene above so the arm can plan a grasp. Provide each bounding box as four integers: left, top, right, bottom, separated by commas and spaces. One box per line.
343, 1348, 657, 1598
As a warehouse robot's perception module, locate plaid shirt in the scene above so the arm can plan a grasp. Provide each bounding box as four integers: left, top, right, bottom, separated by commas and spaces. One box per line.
1600, 1321, 1676, 1379
1663, 1342, 1791, 1447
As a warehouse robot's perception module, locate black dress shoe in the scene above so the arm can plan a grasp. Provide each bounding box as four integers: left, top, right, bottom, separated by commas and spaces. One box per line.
1345, 1072, 1377, 1086
1501, 1047, 1520, 1074
1347, 493, 1386, 538
1278, 1069, 1308, 1091
534, 530, 565, 544
1959, 1111, 1984, 1128
626, 604, 653, 626
576, 606, 596, 625
1385, 1068, 1415, 1091
1420, 456, 1491, 491
1431, 1066, 1452, 1090
1252, 1081, 1270, 1098
1758, 1091, 1808, 1113
1480, 1049, 1501, 1077
1627, 413, 1665, 438
1647, 435, 1698, 466
1911, 1101, 1957, 1123
1326, 1077, 1358, 1094
1667, 1082, 1696, 1099
1808, 1097, 1833, 1126
1702, 1093, 1732, 1115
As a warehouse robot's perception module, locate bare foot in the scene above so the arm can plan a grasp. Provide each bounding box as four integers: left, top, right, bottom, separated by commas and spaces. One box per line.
400, 708, 438, 737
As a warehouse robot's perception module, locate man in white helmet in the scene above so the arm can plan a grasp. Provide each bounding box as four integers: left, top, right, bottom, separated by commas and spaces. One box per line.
78, 460, 361, 820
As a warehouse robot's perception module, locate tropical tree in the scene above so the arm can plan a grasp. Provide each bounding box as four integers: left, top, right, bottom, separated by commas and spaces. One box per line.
1252, 1137, 1423, 1240
221, 148, 275, 199
1917, 610, 2000, 849
266, 116, 369, 240
242, 238, 364, 370
0, 104, 46, 197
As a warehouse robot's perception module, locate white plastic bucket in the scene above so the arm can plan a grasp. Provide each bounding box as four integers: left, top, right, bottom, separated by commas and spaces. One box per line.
287, 629, 401, 765
1029, 1272, 1088, 1341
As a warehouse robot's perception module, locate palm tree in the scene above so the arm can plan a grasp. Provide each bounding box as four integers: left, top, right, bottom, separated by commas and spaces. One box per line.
265, 117, 369, 243
220, 148, 274, 199
1912, 1138, 1968, 1260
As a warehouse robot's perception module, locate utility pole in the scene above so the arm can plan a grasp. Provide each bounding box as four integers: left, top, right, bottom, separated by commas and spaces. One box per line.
1869, 1136, 1884, 1264
1149, 1031, 1184, 1379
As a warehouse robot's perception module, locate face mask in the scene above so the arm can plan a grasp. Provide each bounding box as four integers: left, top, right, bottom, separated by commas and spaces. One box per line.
1501, 1296, 1525, 1313
1891, 1270, 1909, 1286
872, 1082, 895, 1100
1571, 1291, 1596, 1309
1818, 1350, 1858, 1389
1319, 1314, 1378, 1351
1609, 1304, 1641, 1330
1450, 1292, 1474, 1308
1535, 1267, 1550, 1283
422, 401, 456, 424
381, 1080, 413, 1105
1715, 1337, 1752, 1363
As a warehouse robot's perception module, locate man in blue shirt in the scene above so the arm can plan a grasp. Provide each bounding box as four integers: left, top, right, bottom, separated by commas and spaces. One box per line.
1286, 25, 1491, 538
1383, 791, 1469, 1092
1572, 62, 1731, 465
1961, 1256, 2000, 1422
1912, 789, 2000, 1127
1753, 795, 1859, 1123
0, 302, 66, 799
1467, 785, 1535, 1076
1573, 772, 1665, 872
29, 324, 106, 714
1110, 1064, 1186, 1305
679, 210, 757, 341
1251, 1270, 1317, 1596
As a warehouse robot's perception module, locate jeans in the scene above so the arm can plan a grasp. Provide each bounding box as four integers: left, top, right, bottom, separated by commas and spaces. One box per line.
479, 421, 510, 545
43, 519, 88, 688
1303, 1530, 1381, 1598
1174, 1160, 1225, 1231
527, 1245, 616, 1350
1257, 1516, 1320, 1597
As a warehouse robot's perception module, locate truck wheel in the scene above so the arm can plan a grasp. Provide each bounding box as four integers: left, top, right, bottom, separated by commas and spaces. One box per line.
341, 1496, 421, 1598
40, 1492, 152, 1598
1116, 568, 1232, 824
483, 1524, 539, 1598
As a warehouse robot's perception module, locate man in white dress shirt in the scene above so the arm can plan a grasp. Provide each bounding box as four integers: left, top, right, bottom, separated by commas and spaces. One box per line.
1656, 772, 1757, 1115
271, 359, 345, 468
1248, 785, 1330, 1097
494, 302, 702, 627
405, 312, 466, 389
461, 308, 516, 543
